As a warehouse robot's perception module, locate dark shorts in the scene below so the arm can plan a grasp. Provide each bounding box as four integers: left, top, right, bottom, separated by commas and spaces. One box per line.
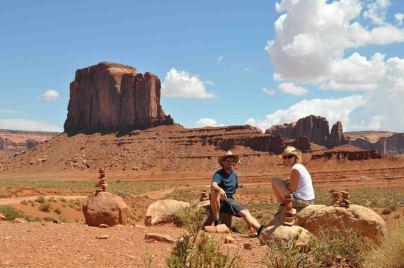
220, 198, 246, 217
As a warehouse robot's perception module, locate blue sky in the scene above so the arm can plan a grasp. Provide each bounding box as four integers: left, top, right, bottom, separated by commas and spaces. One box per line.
1, 0, 403, 132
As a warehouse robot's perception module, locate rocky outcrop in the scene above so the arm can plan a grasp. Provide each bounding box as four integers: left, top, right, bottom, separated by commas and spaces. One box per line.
351, 133, 404, 155
82, 191, 134, 226
64, 62, 173, 134
265, 115, 349, 148
144, 199, 190, 226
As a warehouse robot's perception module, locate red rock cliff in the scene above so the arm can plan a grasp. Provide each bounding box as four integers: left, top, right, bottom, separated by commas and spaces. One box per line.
64, 62, 173, 133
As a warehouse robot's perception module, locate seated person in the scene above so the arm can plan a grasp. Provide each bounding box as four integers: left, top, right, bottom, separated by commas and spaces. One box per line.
271, 146, 315, 213
210, 151, 265, 235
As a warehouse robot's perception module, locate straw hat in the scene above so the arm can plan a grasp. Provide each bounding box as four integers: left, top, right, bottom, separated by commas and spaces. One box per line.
218, 151, 240, 166
281, 146, 302, 162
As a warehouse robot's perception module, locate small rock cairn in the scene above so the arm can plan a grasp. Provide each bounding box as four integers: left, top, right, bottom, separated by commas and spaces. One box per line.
283, 193, 295, 226
329, 190, 350, 208
95, 168, 108, 194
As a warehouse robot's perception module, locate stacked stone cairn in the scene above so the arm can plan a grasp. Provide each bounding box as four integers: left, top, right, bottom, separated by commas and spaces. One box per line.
329, 190, 350, 208
283, 193, 296, 226
95, 168, 108, 194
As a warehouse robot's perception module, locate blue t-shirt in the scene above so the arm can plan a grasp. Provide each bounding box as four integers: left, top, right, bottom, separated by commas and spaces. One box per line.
212, 169, 239, 199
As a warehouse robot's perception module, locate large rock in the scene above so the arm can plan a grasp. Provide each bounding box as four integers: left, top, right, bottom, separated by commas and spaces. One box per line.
144, 199, 190, 226
295, 204, 386, 241
259, 225, 311, 247
82, 192, 134, 226
64, 62, 174, 134
266, 115, 349, 148
351, 133, 404, 155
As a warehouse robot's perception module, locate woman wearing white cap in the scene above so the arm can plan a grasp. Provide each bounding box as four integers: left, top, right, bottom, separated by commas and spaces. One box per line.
271, 146, 315, 213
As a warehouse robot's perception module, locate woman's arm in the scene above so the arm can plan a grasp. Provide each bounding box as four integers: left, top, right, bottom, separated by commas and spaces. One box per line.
288, 169, 300, 193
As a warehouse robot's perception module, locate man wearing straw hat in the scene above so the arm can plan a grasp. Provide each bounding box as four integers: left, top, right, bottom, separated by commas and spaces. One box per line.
210, 151, 265, 235
271, 146, 315, 214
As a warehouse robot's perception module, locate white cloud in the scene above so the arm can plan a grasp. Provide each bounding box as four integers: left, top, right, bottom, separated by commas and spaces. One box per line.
395, 13, 404, 26
244, 67, 252, 72
217, 56, 224, 63
246, 95, 365, 131
195, 118, 217, 128
267, 0, 404, 91
363, 0, 391, 25
349, 57, 404, 131
41, 90, 60, 101
0, 118, 62, 132
262, 87, 276, 96
161, 68, 215, 99
279, 82, 309, 95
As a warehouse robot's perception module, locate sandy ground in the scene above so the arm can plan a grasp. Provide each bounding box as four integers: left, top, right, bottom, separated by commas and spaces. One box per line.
0, 221, 267, 268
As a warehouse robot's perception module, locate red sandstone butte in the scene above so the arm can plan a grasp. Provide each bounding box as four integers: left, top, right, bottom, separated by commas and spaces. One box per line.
64, 62, 173, 134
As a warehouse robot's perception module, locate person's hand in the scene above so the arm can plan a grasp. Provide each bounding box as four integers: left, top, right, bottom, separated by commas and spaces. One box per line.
218, 188, 227, 200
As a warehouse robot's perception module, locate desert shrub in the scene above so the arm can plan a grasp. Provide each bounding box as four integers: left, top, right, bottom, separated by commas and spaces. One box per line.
165, 206, 208, 231
262, 236, 309, 268
38, 203, 52, 212
364, 224, 404, 268
20, 200, 29, 205
54, 208, 62, 214
166, 205, 241, 267
59, 197, 66, 203
309, 228, 371, 267
0, 205, 35, 221
57, 215, 67, 223
262, 227, 372, 268
36, 195, 46, 203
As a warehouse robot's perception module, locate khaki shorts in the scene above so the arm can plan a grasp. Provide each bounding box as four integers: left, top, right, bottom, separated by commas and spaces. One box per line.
284, 179, 314, 208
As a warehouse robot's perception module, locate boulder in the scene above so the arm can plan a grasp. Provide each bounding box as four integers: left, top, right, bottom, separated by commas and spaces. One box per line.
295, 204, 386, 241
259, 225, 311, 247
144, 199, 190, 226
64, 62, 174, 134
82, 192, 134, 226
0, 213, 6, 221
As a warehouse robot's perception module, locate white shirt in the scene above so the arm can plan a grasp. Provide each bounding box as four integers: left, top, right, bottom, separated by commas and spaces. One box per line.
291, 163, 315, 200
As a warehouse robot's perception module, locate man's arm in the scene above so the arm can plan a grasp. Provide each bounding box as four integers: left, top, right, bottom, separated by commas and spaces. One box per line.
288, 169, 300, 193
211, 173, 227, 200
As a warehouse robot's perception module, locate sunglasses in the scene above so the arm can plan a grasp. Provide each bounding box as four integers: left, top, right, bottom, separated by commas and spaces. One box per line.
283, 155, 294, 159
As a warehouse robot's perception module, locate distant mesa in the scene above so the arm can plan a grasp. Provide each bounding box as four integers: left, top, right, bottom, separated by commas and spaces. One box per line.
265, 115, 349, 149
64, 62, 174, 134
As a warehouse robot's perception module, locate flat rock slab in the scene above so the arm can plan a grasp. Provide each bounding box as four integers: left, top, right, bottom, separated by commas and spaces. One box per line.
145, 233, 175, 244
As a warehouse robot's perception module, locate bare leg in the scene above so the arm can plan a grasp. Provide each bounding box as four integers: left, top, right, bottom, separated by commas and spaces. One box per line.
238, 209, 260, 230
210, 191, 221, 220
271, 177, 289, 204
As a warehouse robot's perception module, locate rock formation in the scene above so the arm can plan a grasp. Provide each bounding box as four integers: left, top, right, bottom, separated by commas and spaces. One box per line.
64, 62, 173, 134
350, 133, 404, 155
82, 191, 134, 226
295, 204, 386, 242
144, 199, 190, 226
265, 115, 349, 148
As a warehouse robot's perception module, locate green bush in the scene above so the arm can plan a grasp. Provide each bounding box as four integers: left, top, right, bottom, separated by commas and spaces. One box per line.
262, 237, 309, 268
0, 205, 35, 221
166, 206, 241, 267
36, 195, 46, 203
38, 203, 52, 212
54, 208, 62, 214
262, 227, 372, 268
